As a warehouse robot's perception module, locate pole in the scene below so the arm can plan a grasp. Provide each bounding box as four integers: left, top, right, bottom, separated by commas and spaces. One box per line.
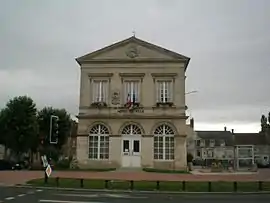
44, 170, 48, 184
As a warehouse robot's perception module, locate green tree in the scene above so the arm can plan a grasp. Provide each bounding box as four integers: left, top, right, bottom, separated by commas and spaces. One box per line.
260, 112, 270, 135
0, 108, 8, 145
3, 96, 39, 159
37, 107, 72, 159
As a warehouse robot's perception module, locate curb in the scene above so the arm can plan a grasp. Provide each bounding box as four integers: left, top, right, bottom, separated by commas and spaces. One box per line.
14, 184, 270, 195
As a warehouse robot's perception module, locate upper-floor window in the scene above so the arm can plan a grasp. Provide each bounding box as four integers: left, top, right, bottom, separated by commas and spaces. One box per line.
156, 80, 173, 103
91, 80, 108, 103
196, 140, 200, 147
124, 80, 140, 104
210, 139, 215, 147
220, 139, 225, 147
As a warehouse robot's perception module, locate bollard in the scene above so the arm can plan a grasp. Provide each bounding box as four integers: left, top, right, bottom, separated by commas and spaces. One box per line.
56, 177, 59, 187
208, 182, 212, 192
105, 180, 109, 189
44, 172, 48, 184
258, 181, 263, 191
182, 181, 186, 191
80, 179, 84, 188
233, 181, 237, 192
130, 180, 134, 190
156, 181, 160, 190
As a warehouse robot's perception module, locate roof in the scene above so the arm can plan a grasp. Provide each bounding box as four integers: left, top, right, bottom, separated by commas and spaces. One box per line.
234, 133, 269, 145
196, 131, 234, 146
75, 36, 190, 70
196, 131, 270, 146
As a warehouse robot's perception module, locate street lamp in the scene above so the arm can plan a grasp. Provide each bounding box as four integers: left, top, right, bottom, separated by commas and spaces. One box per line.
185, 90, 198, 95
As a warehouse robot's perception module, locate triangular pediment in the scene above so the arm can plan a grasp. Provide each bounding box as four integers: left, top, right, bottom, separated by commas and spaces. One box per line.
76, 36, 190, 64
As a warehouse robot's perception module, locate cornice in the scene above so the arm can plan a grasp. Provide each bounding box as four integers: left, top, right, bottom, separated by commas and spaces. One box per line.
119, 73, 145, 78
80, 59, 186, 64
77, 114, 188, 120
151, 73, 178, 78
88, 73, 113, 77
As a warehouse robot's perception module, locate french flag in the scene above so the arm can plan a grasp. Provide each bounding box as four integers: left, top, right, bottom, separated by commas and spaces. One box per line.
126, 93, 133, 110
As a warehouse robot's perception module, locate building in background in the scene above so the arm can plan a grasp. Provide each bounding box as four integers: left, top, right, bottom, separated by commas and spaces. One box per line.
187, 119, 270, 170
76, 36, 190, 170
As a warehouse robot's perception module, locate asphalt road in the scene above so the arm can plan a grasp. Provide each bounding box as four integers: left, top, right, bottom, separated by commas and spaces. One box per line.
1, 186, 270, 203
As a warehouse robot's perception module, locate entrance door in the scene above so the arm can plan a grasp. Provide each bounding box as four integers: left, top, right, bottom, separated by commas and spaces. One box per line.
122, 138, 141, 167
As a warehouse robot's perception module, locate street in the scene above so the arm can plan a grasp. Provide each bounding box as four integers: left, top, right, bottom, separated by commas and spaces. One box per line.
1, 186, 270, 203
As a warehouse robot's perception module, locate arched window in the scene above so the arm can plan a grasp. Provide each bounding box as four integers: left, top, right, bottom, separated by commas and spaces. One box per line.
121, 124, 142, 135
89, 124, 109, 160
153, 124, 175, 160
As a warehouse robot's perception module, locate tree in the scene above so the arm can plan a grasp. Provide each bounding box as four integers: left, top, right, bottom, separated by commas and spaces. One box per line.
3, 96, 39, 160
260, 112, 270, 135
37, 107, 72, 160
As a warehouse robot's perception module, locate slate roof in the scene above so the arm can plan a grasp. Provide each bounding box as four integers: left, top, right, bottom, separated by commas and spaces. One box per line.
196, 131, 270, 146
234, 133, 269, 145
196, 131, 234, 146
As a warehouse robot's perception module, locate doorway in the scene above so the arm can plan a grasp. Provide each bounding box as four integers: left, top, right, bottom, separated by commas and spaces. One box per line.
121, 137, 141, 167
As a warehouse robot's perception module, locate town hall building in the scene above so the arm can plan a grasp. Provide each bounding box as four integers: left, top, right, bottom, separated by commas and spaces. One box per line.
75, 36, 190, 170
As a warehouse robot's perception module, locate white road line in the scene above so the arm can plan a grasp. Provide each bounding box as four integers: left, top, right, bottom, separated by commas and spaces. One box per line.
39, 200, 106, 203
55, 194, 99, 198
5, 197, 15, 200
18, 194, 26, 197
37, 189, 43, 192
27, 191, 35, 194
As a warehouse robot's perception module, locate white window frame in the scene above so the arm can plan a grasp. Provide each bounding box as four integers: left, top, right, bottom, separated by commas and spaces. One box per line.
200, 140, 205, 147
156, 80, 173, 103
210, 139, 215, 147
220, 139, 225, 146
123, 80, 140, 103
91, 79, 108, 103
88, 124, 109, 160
153, 124, 175, 161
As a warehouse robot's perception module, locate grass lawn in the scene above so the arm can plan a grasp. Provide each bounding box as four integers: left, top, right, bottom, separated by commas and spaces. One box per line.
27, 178, 270, 192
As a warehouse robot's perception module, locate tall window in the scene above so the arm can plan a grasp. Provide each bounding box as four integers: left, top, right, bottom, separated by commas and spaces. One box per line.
153, 124, 175, 160
92, 80, 108, 103
156, 80, 173, 103
124, 81, 140, 103
89, 124, 109, 160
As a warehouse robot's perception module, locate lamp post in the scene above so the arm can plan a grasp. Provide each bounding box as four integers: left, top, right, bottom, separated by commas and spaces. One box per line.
185, 90, 198, 95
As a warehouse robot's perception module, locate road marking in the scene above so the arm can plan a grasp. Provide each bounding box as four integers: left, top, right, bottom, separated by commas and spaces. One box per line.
18, 194, 26, 197
55, 194, 99, 198
37, 189, 43, 192
39, 200, 106, 203
27, 191, 35, 194
55, 193, 147, 199
5, 197, 15, 200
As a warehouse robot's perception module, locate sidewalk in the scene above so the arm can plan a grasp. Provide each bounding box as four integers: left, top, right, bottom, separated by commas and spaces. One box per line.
1, 170, 270, 186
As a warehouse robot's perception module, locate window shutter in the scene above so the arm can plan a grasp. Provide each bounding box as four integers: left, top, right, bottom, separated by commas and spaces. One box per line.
169, 81, 173, 102
102, 81, 107, 103
137, 81, 140, 103
156, 81, 160, 102
92, 81, 96, 103
124, 82, 128, 104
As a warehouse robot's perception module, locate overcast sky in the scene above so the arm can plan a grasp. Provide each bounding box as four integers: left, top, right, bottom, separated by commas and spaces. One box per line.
1, 0, 269, 132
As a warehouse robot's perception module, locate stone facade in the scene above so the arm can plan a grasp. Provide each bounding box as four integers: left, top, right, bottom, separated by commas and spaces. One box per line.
76, 36, 190, 170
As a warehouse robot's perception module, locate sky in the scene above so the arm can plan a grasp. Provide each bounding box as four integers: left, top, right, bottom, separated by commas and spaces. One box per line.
1, 0, 269, 132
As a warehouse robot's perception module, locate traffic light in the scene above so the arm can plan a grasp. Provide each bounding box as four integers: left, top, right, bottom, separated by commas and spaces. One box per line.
50, 115, 59, 144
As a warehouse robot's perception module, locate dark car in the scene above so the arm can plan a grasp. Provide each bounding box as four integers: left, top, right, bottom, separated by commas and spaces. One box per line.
0, 159, 13, 170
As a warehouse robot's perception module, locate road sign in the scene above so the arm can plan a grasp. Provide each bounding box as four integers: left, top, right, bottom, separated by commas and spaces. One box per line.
45, 164, 52, 177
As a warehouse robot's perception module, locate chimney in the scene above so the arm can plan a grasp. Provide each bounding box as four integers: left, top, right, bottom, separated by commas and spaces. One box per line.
190, 118, 194, 129
224, 126, 227, 131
